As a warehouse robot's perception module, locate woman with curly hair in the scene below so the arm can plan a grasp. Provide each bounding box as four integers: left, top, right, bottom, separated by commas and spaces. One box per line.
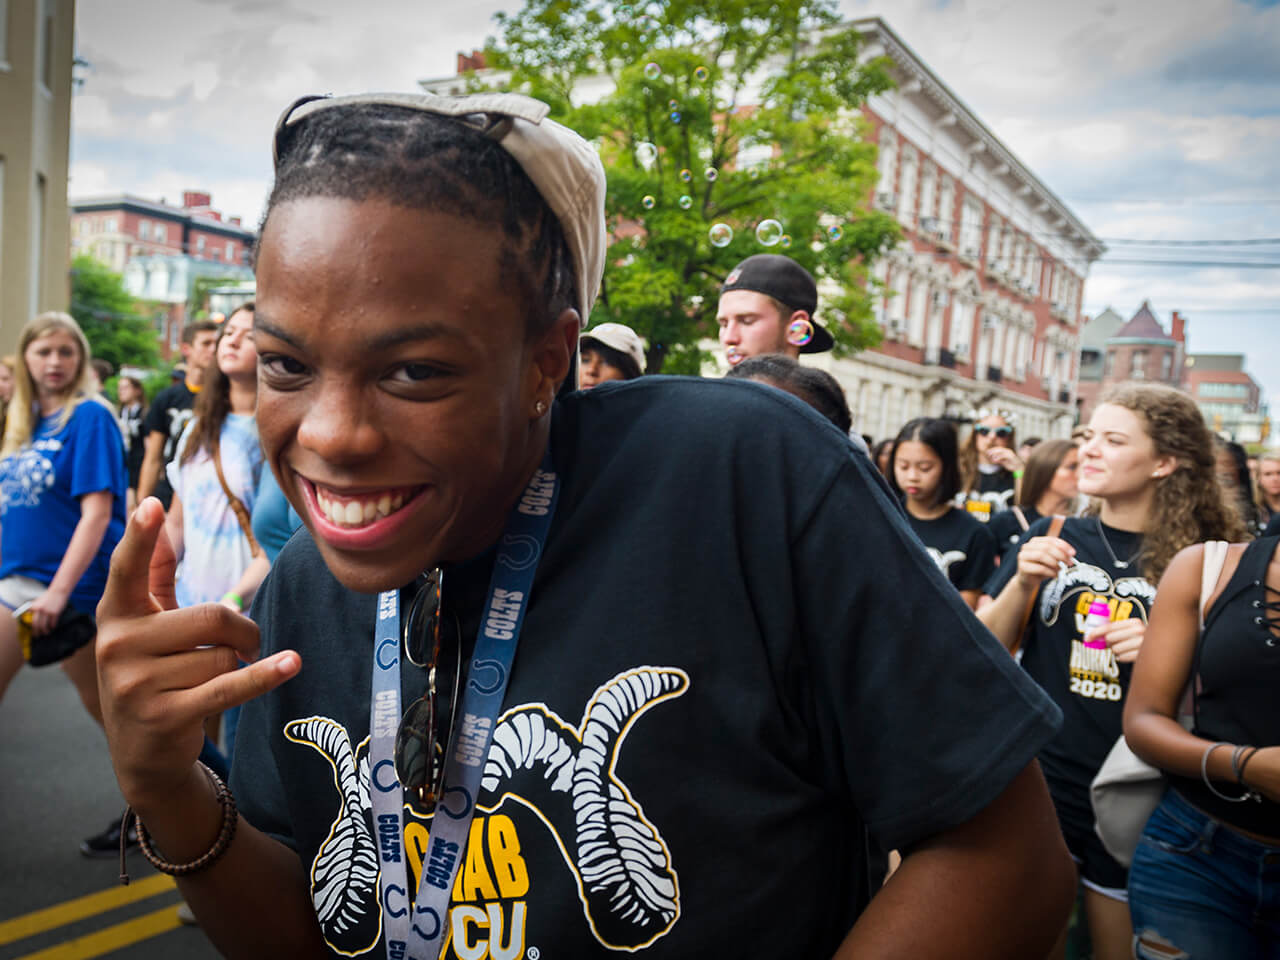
979, 382, 1248, 960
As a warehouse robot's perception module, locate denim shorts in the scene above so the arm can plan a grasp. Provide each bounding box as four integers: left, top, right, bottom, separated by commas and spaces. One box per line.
1128, 788, 1280, 959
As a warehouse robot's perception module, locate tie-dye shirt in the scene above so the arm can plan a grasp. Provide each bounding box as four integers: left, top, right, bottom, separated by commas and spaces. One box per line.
167, 413, 263, 608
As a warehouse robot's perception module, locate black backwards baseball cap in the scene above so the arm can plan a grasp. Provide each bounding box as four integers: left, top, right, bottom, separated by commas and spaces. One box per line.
719, 254, 833, 353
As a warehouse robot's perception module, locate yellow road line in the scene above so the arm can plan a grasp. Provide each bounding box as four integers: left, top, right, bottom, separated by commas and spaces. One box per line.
0, 875, 176, 947
10, 903, 185, 960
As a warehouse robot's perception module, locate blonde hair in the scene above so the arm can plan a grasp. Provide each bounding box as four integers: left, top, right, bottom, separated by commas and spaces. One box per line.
1254, 451, 1280, 514
3, 312, 96, 457
1094, 383, 1249, 583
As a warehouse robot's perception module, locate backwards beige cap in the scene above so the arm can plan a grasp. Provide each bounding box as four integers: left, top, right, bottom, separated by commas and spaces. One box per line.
272, 92, 607, 326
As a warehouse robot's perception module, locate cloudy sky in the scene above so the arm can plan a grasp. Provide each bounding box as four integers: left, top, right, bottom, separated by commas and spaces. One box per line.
71, 0, 1280, 411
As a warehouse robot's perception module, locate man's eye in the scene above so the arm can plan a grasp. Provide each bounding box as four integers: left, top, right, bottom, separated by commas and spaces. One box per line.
390, 363, 443, 383
260, 354, 307, 377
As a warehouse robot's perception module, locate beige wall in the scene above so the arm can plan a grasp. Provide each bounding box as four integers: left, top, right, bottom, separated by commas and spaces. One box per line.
0, 0, 76, 357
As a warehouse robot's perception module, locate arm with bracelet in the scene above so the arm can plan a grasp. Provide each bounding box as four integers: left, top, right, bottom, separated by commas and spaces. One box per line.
1124, 542, 1280, 808
96, 500, 324, 955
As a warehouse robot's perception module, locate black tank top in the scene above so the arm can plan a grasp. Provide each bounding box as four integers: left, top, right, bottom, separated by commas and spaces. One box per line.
1168, 536, 1280, 835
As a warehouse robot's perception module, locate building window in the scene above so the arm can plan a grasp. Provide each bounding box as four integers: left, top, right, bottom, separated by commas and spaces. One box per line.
950, 298, 974, 355
1162, 353, 1172, 380
959, 199, 982, 259
918, 162, 936, 223
937, 176, 955, 242
877, 127, 897, 199
139, 219, 150, 240
986, 214, 1002, 265
226, 241, 234, 260
908, 276, 928, 344
1104, 350, 1114, 377
196, 235, 206, 254
1131, 350, 1147, 379
104, 217, 117, 234
897, 146, 918, 225
38, 0, 55, 91
155, 223, 166, 243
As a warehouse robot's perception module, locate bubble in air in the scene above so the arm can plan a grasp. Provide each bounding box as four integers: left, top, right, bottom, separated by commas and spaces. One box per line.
644, 62, 661, 80
668, 99, 679, 110
755, 219, 783, 246
641, 195, 656, 210
779, 234, 792, 248
787, 318, 814, 346
828, 225, 844, 241
679, 168, 692, 182
709, 223, 733, 247
670, 111, 681, 124
679, 195, 693, 209
637, 14, 656, 32
635, 141, 658, 168
694, 66, 709, 82
704, 167, 718, 182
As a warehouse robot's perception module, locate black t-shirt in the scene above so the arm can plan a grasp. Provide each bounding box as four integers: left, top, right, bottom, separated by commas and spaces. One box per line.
119, 402, 146, 488
988, 505, 1040, 551
234, 377, 1061, 959
957, 467, 1016, 523
1264, 512, 1280, 539
1168, 536, 1280, 835
985, 515, 1152, 831
141, 382, 196, 507
906, 506, 999, 592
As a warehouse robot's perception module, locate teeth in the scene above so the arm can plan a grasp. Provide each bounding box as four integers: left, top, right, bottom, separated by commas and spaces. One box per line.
314, 486, 413, 528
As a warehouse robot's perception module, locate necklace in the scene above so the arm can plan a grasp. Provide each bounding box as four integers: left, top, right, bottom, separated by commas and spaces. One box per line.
1096, 516, 1143, 570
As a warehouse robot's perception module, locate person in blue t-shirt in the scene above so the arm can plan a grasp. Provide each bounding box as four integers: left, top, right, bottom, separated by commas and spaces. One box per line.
0, 312, 126, 722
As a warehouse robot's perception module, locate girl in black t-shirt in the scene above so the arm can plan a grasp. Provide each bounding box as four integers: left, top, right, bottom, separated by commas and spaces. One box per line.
889, 417, 997, 609
1124, 536, 1279, 956
957, 410, 1022, 523
979, 383, 1248, 960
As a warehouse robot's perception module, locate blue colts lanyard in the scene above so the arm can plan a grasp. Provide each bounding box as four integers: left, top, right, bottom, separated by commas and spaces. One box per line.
369, 449, 558, 960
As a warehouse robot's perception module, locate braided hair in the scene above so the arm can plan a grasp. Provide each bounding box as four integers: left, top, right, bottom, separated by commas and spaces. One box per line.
264, 102, 578, 338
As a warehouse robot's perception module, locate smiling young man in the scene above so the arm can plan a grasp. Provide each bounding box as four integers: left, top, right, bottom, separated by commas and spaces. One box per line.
715, 254, 833, 368
95, 92, 1074, 960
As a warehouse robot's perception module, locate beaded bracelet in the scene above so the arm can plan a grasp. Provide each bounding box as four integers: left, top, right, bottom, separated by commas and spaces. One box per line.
119, 762, 239, 886
1200, 742, 1262, 804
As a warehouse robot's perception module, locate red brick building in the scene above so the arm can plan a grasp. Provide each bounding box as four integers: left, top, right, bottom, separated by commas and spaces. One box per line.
70, 191, 255, 273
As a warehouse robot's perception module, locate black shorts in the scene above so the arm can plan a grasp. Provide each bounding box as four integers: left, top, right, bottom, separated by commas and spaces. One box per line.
1049, 781, 1129, 900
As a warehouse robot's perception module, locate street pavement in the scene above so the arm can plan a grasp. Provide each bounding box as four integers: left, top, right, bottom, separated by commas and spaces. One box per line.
0, 660, 221, 960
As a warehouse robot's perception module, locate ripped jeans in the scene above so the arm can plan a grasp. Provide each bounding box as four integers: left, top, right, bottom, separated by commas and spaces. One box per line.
1128, 788, 1280, 959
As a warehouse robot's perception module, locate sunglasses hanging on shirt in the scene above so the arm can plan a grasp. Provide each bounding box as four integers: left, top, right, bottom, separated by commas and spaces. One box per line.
394, 568, 462, 815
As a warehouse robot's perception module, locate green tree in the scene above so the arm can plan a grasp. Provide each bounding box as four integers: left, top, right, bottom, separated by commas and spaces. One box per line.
68, 255, 160, 371
487, 0, 899, 372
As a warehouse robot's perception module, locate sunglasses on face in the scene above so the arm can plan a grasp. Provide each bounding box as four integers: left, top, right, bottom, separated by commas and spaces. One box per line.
394, 568, 462, 815
974, 425, 1013, 438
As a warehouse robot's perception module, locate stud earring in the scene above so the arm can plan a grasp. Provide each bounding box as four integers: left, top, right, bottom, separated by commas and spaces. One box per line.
534, 399, 548, 416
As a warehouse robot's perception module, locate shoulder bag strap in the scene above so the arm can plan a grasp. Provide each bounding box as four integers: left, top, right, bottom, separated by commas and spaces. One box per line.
211, 442, 262, 558
1012, 506, 1029, 532
1009, 514, 1066, 657
1185, 540, 1229, 720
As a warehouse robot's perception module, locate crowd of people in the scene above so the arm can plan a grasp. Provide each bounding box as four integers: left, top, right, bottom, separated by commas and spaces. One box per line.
0, 90, 1274, 960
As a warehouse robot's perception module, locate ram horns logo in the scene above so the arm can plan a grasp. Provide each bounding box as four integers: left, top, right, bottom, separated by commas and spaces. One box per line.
286, 665, 690, 955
